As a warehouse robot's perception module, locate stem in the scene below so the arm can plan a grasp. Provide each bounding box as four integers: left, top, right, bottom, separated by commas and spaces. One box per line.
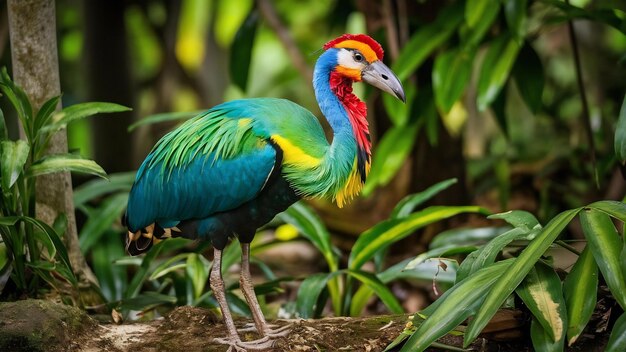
555, 240, 582, 256
565, 1, 598, 187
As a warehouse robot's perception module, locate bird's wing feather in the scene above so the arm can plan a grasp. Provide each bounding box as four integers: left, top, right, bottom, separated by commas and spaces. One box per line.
126, 107, 276, 231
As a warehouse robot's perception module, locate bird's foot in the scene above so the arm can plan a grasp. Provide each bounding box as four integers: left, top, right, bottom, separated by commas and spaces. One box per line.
238, 322, 292, 337
214, 336, 274, 351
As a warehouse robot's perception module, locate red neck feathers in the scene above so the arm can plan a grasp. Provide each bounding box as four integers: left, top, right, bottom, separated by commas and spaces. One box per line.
329, 71, 371, 181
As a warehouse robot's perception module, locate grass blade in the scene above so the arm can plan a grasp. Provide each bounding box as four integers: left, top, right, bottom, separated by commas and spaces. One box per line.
28, 153, 107, 179
296, 272, 334, 319
563, 245, 598, 345
0, 140, 29, 190
530, 317, 565, 352
391, 178, 457, 219
606, 311, 626, 352
346, 269, 403, 316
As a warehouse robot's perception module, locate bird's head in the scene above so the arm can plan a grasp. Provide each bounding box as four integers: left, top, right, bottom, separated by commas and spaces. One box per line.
323, 34, 405, 102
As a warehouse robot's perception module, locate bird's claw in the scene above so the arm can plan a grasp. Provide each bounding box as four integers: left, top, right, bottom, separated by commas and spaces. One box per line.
238, 322, 292, 337
214, 336, 275, 351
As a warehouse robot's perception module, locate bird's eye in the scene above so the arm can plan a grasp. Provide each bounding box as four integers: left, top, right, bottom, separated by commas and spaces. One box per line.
354, 53, 363, 62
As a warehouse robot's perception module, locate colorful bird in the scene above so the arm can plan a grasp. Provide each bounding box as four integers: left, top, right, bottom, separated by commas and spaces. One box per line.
124, 34, 405, 350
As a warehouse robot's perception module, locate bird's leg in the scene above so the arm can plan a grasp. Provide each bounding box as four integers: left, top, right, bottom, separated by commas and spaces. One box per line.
211, 247, 275, 351
238, 243, 291, 337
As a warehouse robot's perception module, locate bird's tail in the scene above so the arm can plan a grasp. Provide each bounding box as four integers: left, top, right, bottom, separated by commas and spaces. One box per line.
122, 215, 199, 256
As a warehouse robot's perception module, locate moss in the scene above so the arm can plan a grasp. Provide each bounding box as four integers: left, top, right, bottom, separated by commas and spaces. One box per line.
0, 299, 96, 352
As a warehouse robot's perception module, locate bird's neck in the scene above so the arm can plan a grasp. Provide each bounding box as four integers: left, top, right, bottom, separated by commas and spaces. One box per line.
312, 50, 371, 205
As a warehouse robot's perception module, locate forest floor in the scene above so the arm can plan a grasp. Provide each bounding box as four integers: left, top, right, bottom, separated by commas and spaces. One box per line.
0, 299, 611, 351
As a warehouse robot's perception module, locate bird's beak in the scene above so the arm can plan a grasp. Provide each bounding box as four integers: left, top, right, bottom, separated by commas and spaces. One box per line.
362, 60, 405, 103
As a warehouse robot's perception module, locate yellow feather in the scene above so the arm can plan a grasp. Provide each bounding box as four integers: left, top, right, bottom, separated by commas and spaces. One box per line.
335, 158, 370, 208
271, 135, 322, 168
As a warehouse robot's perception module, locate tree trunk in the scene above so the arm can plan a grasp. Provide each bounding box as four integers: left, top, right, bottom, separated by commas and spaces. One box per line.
7, 0, 99, 291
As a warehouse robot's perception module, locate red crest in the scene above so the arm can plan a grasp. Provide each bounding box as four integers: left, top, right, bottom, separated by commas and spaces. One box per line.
323, 34, 384, 61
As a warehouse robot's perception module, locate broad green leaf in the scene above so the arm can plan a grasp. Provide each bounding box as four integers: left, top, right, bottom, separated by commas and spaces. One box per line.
34, 228, 57, 259
512, 44, 544, 113
615, 94, 626, 164
1, 140, 30, 190
0, 68, 33, 137
347, 269, 403, 316
456, 227, 530, 282
27, 153, 107, 179
296, 272, 334, 318
399, 259, 514, 352
45, 102, 131, 133
0, 108, 7, 140
73, 171, 135, 208
516, 262, 567, 342
465, 0, 490, 28
580, 209, 626, 309
461, 0, 500, 48
541, 0, 626, 35
393, 2, 464, 81
588, 200, 626, 223
230, 7, 258, 91
504, 0, 528, 41
606, 311, 626, 352
464, 208, 580, 347
405, 245, 477, 270
92, 235, 127, 302
362, 122, 419, 195
78, 193, 129, 252
433, 48, 475, 114
563, 245, 598, 346
530, 317, 565, 352
125, 238, 189, 298
477, 34, 521, 111
349, 206, 486, 271
430, 226, 508, 249
391, 178, 458, 219
128, 110, 202, 131
34, 95, 60, 133
488, 209, 540, 230
186, 253, 209, 299
149, 253, 191, 281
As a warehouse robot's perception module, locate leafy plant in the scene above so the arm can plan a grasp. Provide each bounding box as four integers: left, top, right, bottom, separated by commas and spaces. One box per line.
0, 67, 129, 297
390, 200, 626, 352
284, 178, 487, 318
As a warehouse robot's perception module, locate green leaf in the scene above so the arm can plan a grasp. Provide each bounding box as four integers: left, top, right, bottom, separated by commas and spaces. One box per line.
587, 200, 626, 223
580, 209, 626, 309
128, 110, 202, 132
391, 178, 458, 219
504, 0, 528, 41
477, 34, 522, 111
541, 0, 626, 35
186, 253, 209, 299
615, 94, 626, 164
463, 208, 580, 347
399, 259, 515, 352
34, 95, 61, 133
0, 108, 8, 140
149, 253, 191, 281
516, 262, 567, 342
530, 317, 565, 352
405, 245, 477, 271
606, 311, 626, 352
73, 171, 135, 208
383, 82, 415, 126
362, 122, 419, 195
488, 209, 540, 230
27, 153, 107, 179
465, 0, 490, 28
92, 235, 127, 302
78, 193, 128, 253
44, 102, 131, 133
512, 43, 544, 113
349, 206, 486, 271
347, 269, 403, 316
491, 84, 508, 135
393, 2, 464, 81
456, 227, 530, 282
0, 68, 33, 137
119, 292, 177, 311
563, 245, 598, 346
433, 48, 475, 114
461, 0, 500, 48
296, 272, 333, 318
1, 140, 30, 190
430, 226, 508, 249
230, 7, 258, 91
125, 238, 189, 298
279, 202, 338, 271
